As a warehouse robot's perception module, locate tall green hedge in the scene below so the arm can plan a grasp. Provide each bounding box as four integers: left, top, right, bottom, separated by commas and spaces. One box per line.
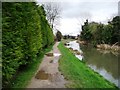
2, 2, 54, 86
37, 6, 54, 48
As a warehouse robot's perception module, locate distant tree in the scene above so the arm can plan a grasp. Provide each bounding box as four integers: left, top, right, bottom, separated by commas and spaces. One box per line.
80, 16, 120, 46
88, 22, 113, 45
102, 24, 113, 44
63, 35, 68, 39
80, 19, 92, 42
56, 30, 62, 41
111, 16, 120, 44
44, 2, 61, 29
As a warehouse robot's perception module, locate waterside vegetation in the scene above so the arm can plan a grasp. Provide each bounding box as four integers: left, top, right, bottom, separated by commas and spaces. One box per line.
58, 42, 117, 88
80, 16, 120, 51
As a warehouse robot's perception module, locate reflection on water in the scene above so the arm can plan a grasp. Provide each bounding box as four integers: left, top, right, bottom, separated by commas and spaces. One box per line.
35, 70, 49, 80
75, 55, 83, 60
97, 49, 119, 56
66, 41, 83, 60
67, 40, 120, 88
66, 41, 82, 53
53, 53, 61, 63
88, 64, 118, 86
80, 44, 120, 88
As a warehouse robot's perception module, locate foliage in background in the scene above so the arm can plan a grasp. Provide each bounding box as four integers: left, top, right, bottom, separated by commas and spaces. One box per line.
80, 16, 120, 46
56, 30, 62, 41
2, 2, 54, 87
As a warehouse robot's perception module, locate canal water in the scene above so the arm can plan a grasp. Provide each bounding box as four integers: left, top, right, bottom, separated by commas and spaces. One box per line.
66, 40, 120, 88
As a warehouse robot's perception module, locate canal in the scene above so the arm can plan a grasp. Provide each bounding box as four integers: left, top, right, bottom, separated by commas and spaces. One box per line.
66, 40, 120, 88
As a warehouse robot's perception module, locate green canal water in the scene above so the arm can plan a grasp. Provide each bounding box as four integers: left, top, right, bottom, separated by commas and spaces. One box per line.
80, 44, 120, 88
67, 40, 120, 88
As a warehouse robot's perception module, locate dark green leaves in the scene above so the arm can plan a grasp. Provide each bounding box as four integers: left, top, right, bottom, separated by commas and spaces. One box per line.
2, 2, 54, 87
80, 16, 120, 45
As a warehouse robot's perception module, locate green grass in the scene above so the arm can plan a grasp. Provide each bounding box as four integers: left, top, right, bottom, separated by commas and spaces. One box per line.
11, 45, 53, 88
58, 42, 117, 88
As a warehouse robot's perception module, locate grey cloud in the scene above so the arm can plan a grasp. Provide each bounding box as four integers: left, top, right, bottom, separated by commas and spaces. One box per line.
61, 1, 118, 20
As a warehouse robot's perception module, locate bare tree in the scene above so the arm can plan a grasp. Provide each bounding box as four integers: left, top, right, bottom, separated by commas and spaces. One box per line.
44, 2, 61, 30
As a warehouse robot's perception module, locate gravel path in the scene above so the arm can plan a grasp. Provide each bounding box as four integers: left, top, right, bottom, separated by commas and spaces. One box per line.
27, 42, 67, 88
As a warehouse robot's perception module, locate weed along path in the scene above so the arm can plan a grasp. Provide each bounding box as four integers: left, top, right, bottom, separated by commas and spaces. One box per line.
27, 42, 67, 88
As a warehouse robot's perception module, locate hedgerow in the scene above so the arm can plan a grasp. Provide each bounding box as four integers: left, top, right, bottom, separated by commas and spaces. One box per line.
2, 2, 54, 87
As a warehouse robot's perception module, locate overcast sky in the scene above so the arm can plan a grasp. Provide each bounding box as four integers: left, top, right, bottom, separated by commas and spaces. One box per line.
37, 0, 119, 36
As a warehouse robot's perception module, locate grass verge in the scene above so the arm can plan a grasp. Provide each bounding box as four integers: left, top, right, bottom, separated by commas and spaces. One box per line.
58, 42, 117, 88
11, 45, 53, 88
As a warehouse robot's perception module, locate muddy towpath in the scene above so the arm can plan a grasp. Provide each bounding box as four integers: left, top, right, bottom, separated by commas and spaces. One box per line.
27, 42, 67, 88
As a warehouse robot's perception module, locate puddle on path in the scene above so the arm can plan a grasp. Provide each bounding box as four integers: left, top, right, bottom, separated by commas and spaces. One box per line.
65, 41, 83, 61
52, 56, 60, 63
35, 70, 65, 84
54, 53, 61, 56
50, 60, 53, 63
35, 70, 49, 80
48, 53, 61, 63
45, 53, 53, 57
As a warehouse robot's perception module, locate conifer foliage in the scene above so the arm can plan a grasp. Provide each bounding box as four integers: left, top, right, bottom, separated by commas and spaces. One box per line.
2, 2, 54, 86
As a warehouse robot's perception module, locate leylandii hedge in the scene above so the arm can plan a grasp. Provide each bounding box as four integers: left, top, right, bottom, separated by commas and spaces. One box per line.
2, 2, 54, 86
37, 6, 54, 48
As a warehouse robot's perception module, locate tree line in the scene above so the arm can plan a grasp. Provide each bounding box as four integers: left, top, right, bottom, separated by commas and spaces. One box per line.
2, 2, 54, 86
80, 16, 120, 46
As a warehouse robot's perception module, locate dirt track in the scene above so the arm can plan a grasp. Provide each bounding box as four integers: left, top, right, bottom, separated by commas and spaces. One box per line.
27, 42, 67, 88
